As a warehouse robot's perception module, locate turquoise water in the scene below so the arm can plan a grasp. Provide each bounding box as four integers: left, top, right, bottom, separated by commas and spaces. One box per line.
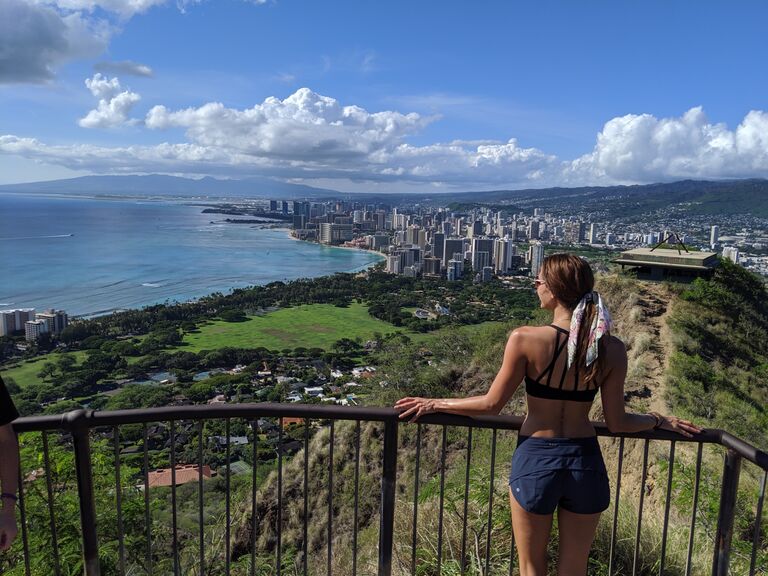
0, 193, 383, 316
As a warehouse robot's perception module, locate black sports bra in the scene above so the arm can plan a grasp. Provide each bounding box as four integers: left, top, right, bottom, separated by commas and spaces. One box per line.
524, 325, 599, 402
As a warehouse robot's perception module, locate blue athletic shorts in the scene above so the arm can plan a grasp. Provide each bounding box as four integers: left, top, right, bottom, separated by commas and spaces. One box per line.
509, 435, 610, 515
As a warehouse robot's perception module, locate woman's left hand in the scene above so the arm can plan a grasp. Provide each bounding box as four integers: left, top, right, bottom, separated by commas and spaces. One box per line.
659, 415, 703, 438
394, 397, 437, 423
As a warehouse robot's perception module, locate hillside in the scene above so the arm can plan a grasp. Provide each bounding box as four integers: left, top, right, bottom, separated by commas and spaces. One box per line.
229, 266, 768, 575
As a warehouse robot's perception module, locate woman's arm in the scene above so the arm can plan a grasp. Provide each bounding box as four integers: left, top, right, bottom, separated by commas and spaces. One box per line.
0, 423, 19, 551
600, 339, 701, 437
395, 328, 528, 421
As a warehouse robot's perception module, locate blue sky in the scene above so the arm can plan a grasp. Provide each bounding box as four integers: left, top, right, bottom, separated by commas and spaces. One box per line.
1, 0, 767, 192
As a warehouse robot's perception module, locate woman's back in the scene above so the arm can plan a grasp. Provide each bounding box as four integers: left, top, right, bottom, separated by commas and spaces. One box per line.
519, 324, 623, 438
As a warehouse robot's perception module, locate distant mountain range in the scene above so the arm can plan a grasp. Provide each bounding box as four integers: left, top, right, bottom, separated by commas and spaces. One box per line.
0, 174, 339, 199
2, 175, 767, 217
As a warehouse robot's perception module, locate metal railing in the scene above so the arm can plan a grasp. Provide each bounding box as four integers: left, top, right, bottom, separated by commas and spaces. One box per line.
5, 404, 768, 576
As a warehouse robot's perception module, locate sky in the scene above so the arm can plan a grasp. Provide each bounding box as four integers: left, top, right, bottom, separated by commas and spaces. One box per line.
1, 0, 767, 193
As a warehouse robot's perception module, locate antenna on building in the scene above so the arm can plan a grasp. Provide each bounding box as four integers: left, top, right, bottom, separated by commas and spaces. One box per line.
650, 231, 689, 255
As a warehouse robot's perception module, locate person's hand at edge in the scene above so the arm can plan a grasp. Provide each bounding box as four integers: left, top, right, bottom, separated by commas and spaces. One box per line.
655, 413, 703, 438
394, 397, 436, 423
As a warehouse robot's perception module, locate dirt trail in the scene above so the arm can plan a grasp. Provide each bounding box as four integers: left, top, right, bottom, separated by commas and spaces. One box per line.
636, 282, 674, 414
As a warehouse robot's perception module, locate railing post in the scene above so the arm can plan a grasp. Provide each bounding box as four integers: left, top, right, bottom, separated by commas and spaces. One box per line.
378, 416, 398, 576
712, 448, 741, 576
65, 410, 101, 576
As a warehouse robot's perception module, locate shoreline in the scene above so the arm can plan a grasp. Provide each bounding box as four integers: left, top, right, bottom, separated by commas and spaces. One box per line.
283, 229, 387, 262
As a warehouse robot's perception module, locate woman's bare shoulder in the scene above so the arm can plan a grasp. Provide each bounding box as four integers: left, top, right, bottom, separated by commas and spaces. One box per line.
601, 335, 627, 366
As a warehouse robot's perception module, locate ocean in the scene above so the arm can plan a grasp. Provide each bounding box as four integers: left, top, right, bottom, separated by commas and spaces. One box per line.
0, 193, 384, 317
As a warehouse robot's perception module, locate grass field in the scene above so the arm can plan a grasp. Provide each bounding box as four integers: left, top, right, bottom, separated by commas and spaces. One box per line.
1, 351, 87, 388
181, 302, 406, 352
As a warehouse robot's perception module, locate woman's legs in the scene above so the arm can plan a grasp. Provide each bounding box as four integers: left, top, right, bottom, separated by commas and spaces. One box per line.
510, 488, 554, 576
556, 508, 601, 576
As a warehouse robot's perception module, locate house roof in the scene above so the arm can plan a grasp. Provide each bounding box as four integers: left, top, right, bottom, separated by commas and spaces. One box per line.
147, 464, 212, 488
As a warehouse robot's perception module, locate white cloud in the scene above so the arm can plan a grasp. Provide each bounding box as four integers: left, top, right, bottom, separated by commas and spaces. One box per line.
568, 107, 768, 184
145, 88, 432, 162
94, 59, 153, 77
2, 91, 768, 191
79, 73, 141, 128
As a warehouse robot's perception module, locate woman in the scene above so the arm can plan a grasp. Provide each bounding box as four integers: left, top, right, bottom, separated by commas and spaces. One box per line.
395, 253, 701, 576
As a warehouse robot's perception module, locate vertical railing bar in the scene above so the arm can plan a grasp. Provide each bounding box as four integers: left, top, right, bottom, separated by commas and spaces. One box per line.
749, 469, 767, 576
353, 420, 361, 576
113, 426, 126, 576
685, 443, 703, 576
713, 449, 742, 576
276, 417, 283, 576
69, 412, 100, 576
198, 420, 205, 575
410, 424, 421, 576
608, 437, 625, 575
170, 420, 179, 576
378, 417, 398, 576
327, 420, 334, 576
509, 432, 517, 576
659, 440, 676, 575
42, 431, 61, 576
461, 427, 472, 576
632, 439, 650, 576
436, 425, 447, 575
17, 446, 31, 576
303, 418, 309, 576
226, 417, 232, 575
142, 423, 152, 574
484, 429, 497, 576
251, 420, 259, 576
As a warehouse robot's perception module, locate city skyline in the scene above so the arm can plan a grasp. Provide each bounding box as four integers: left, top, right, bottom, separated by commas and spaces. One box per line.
2, 1, 768, 192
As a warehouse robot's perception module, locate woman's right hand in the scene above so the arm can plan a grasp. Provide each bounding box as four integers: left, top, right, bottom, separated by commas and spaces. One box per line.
394, 397, 437, 423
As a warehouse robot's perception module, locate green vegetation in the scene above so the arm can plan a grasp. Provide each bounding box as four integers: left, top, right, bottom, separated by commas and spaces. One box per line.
182, 303, 403, 352
0, 351, 87, 389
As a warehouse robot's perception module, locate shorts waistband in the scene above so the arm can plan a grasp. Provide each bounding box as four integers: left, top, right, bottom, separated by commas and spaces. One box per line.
517, 435, 600, 452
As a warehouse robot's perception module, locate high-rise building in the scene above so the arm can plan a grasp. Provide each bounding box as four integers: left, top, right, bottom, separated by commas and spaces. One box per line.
35, 309, 68, 334
386, 254, 402, 274
370, 234, 391, 251
589, 223, 597, 244
467, 220, 484, 238
431, 233, 445, 259
471, 237, 494, 262
529, 242, 545, 278
0, 308, 36, 337
481, 266, 494, 283
281, 201, 289, 214
472, 251, 490, 271
447, 259, 463, 281
269, 200, 278, 211
423, 257, 442, 276
563, 221, 586, 244
527, 220, 540, 240
710, 225, 720, 247
722, 246, 739, 264
494, 238, 513, 273
443, 238, 465, 266
25, 319, 48, 341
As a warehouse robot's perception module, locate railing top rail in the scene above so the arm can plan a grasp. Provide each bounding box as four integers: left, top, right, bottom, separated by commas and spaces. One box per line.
12, 404, 768, 470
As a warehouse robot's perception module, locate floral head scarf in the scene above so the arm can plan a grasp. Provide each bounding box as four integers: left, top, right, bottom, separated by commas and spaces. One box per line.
567, 291, 612, 369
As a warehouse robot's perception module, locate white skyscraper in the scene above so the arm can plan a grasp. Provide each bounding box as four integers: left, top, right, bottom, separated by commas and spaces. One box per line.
529, 242, 545, 278
589, 223, 597, 244
722, 246, 739, 264
710, 225, 720, 247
